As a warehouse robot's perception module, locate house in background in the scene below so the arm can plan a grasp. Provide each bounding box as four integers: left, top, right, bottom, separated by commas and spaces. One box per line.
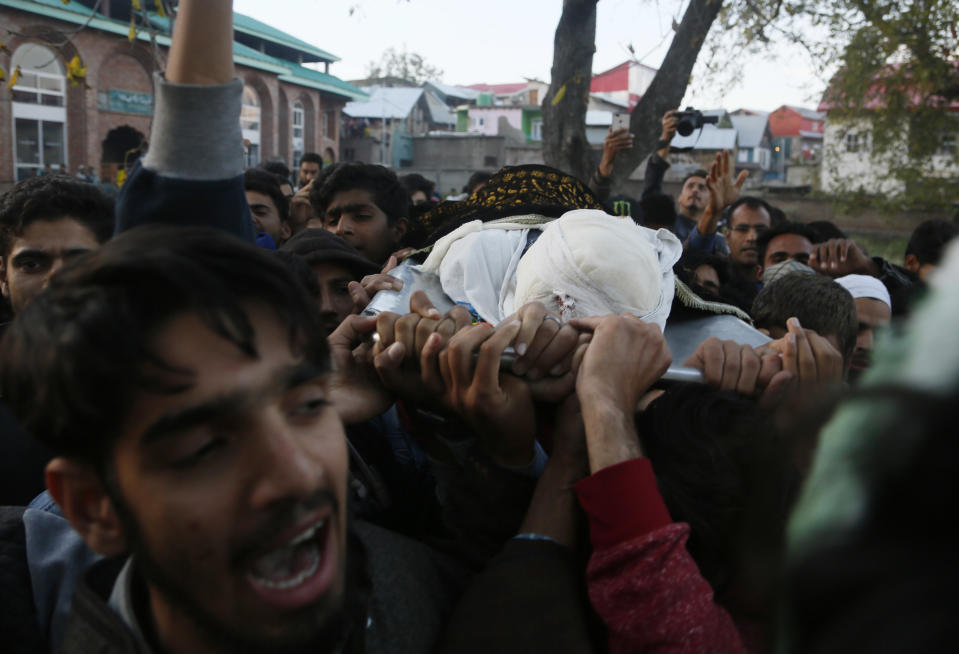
730, 111, 773, 177
590, 60, 658, 110
453, 80, 549, 144
818, 102, 959, 196
465, 80, 548, 107
0, 0, 365, 186
423, 81, 481, 110
340, 86, 454, 168
768, 105, 826, 180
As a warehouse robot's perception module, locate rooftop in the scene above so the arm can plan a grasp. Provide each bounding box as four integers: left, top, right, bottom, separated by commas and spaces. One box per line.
424, 81, 482, 104
1, 0, 364, 99
465, 82, 530, 96
730, 114, 769, 148
232, 12, 338, 64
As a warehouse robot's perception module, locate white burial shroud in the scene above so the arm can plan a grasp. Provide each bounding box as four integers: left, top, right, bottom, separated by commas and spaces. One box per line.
418, 209, 683, 329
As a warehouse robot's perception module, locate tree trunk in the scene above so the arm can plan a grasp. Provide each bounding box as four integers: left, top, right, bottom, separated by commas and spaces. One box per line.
612, 0, 725, 186
541, 0, 725, 189
541, 0, 599, 184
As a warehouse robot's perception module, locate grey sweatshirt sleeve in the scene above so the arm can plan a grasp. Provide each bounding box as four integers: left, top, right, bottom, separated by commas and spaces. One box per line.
141, 73, 245, 180
114, 73, 255, 241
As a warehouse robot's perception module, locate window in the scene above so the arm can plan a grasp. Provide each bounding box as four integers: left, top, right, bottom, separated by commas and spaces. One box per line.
325, 111, 336, 139
241, 86, 261, 167
292, 102, 304, 167
484, 155, 498, 167
845, 132, 860, 153
941, 133, 957, 155
11, 44, 66, 107
11, 44, 67, 180
530, 118, 543, 141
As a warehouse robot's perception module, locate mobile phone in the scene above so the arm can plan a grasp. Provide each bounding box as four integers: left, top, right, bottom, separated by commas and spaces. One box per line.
612, 112, 630, 132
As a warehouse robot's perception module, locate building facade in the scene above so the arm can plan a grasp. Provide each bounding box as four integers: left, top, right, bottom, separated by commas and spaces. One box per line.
0, 0, 364, 188
767, 105, 826, 179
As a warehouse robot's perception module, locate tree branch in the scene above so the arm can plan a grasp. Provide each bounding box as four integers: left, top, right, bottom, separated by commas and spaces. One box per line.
610, 0, 725, 186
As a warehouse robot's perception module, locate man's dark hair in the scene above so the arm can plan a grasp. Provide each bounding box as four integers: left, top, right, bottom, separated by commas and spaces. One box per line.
725, 196, 774, 226
244, 168, 290, 225
466, 171, 492, 195
675, 249, 731, 298
639, 192, 677, 230
300, 152, 323, 167
638, 384, 799, 599
751, 272, 858, 364
259, 159, 291, 181
310, 163, 408, 224
0, 226, 328, 473
905, 219, 959, 266
399, 173, 435, 199
682, 169, 709, 187
0, 174, 114, 258
756, 221, 819, 266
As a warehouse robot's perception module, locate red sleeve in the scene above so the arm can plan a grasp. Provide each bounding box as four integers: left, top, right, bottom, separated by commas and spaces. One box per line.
574, 458, 672, 549
575, 459, 747, 654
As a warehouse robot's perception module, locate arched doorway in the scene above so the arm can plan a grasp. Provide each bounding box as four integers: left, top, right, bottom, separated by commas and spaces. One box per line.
101, 125, 146, 183
324, 146, 336, 165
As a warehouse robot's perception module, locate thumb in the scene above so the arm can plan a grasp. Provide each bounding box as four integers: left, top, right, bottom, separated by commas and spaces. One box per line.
381, 255, 398, 275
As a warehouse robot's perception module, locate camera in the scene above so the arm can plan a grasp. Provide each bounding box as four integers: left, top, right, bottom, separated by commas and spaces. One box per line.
675, 107, 719, 137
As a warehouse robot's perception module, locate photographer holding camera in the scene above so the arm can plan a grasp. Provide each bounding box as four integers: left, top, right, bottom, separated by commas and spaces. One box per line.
641, 109, 730, 255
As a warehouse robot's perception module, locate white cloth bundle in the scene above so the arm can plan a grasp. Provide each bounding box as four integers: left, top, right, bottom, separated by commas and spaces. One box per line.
513, 209, 682, 329
419, 216, 546, 323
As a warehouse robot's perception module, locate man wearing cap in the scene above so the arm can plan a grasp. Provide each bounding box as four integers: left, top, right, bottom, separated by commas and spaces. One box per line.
281, 228, 386, 335
835, 274, 892, 382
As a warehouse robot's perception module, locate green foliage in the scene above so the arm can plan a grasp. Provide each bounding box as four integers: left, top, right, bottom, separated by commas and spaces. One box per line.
365, 47, 444, 85
695, 0, 959, 210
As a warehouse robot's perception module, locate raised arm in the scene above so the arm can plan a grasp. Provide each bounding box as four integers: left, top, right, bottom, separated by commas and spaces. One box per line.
568, 315, 746, 654
115, 0, 255, 241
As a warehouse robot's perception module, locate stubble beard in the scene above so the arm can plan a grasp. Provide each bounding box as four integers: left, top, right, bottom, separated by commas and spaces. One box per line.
105, 481, 368, 654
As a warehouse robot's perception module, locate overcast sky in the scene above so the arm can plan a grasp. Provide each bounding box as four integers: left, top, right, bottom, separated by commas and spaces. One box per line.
233, 0, 828, 112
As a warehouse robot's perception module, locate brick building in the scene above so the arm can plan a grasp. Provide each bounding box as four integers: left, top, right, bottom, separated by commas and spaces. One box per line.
0, 0, 365, 187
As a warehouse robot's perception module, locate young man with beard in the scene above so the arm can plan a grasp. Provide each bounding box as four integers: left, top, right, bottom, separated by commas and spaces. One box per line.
0, 5, 545, 650
298, 153, 323, 190
1, 226, 465, 653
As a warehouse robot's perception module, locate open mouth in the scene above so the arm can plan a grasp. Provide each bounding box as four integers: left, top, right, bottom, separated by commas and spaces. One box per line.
245, 514, 336, 609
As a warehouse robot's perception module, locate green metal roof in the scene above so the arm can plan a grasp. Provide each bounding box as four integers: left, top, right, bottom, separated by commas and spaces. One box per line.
232, 12, 339, 63
230, 41, 367, 101
282, 64, 367, 101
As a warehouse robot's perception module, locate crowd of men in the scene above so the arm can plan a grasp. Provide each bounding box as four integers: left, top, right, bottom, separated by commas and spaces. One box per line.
1, 1, 957, 652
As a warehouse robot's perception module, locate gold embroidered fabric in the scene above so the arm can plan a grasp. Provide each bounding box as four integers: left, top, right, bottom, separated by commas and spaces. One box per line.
417, 165, 602, 246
